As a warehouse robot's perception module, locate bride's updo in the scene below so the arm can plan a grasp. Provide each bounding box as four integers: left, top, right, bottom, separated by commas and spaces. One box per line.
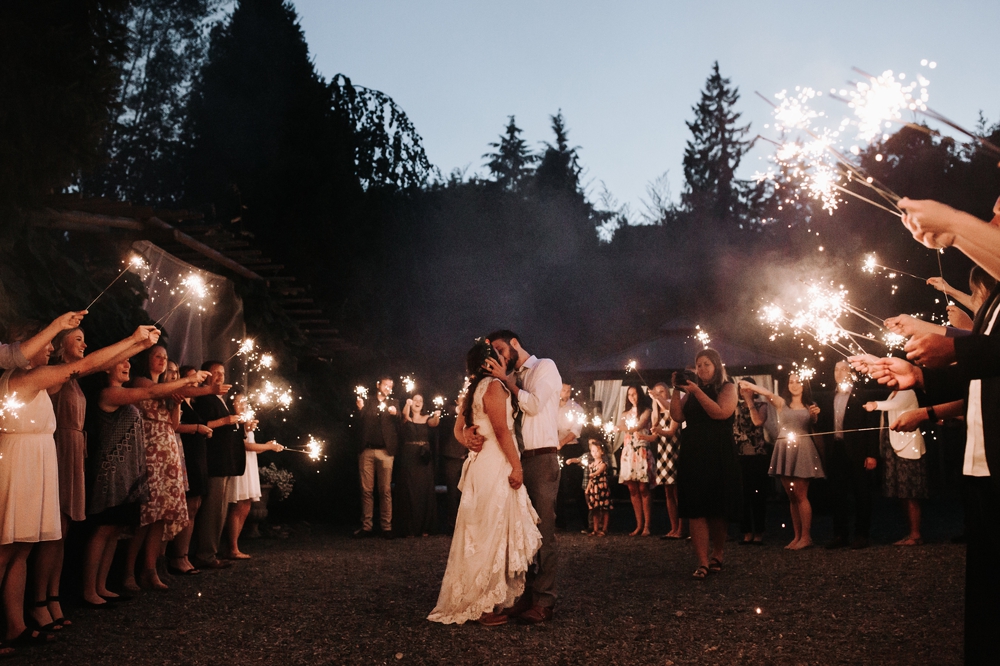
462, 337, 501, 425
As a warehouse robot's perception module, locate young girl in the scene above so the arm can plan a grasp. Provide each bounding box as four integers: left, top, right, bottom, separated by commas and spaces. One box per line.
584, 439, 612, 536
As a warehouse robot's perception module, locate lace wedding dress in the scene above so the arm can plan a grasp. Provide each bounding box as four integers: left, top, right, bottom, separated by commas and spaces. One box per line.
427, 378, 542, 625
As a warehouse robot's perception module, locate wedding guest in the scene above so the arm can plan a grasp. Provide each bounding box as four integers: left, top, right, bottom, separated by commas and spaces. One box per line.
192, 361, 242, 569
222, 393, 282, 559
354, 377, 399, 538
864, 390, 928, 546
81, 359, 209, 607
742, 374, 823, 550
0, 311, 87, 371
617, 386, 653, 536
123, 345, 194, 591
818, 361, 879, 549
733, 378, 770, 546
888, 267, 997, 337
583, 439, 612, 536
556, 383, 587, 531
437, 398, 467, 532
648, 382, 682, 539
0, 323, 159, 644
167, 365, 213, 575
396, 394, 440, 537
670, 349, 739, 580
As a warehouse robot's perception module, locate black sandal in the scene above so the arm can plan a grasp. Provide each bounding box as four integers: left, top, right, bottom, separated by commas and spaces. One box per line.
47, 596, 71, 628
708, 557, 723, 573
7, 627, 55, 646
692, 565, 709, 580
27, 600, 61, 632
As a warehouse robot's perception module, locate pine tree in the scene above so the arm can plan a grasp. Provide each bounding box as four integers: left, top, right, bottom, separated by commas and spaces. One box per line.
681, 61, 755, 225
534, 111, 582, 195
483, 116, 536, 192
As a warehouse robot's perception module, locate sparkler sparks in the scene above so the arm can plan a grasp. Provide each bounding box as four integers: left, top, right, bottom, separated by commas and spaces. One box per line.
154, 273, 212, 326
249, 380, 294, 411
0, 393, 25, 421
86, 253, 151, 310
355, 385, 369, 400
402, 375, 415, 393
694, 325, 711, 348
432, 396, 445, 410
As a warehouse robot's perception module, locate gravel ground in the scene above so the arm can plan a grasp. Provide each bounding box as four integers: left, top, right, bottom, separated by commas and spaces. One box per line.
29, 521, 963, 666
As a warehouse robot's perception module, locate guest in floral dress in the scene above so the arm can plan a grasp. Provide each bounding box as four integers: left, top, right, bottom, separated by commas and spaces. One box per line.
584, 439, 612, 536
123, 345, 228, 591
734, 378, 770, 545
617, 386, 653, 536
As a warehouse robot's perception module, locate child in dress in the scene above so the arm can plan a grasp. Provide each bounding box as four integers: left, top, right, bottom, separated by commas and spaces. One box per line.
584, 439, 612, 536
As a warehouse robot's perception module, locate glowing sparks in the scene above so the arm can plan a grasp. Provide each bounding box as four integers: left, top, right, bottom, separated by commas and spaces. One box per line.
237, 338, 255, 356
249, 380, 294, 412
794, 366, 816, 382
305, 435, 323, 461
863, 254, 878, 274
180, 273, 208, 301
432, 396, 445, 410
237, 406, 256, 424
0, 393, 25, 421
626, 360, 637, 372
883, 331, 906, 350
694, 325, 711, 348
258, 353, 274, 370
355, 385, 369, 400
128, 254, 150, 274
402, 375, 415, 393
848, 68, 929, 143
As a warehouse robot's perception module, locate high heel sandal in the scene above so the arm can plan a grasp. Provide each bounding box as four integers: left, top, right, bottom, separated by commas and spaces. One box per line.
47, 596, 71, 628
27, 600, 61, 632
7, 627, 56, 646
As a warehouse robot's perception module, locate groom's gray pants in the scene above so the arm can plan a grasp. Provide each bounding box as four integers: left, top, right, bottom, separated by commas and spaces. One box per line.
522, 451, 560, 608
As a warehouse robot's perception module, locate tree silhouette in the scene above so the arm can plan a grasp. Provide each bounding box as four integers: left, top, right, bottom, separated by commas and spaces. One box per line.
0, 0, 130, 207
484, 115, 536, 192
681, 61, 755, 226
535, 111, 583, 197
81, 0, 221, 206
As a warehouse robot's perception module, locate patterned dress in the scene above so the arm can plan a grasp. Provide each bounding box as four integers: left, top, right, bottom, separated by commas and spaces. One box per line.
618, 409, 651, 484
653, 408, 679, 486
138, 398, 189, 539
86, 404, 148, 524
585, 460, 612, 511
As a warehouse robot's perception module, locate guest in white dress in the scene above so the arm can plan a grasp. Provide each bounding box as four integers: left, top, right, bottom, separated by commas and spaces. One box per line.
0, 322, 159, 646
428, 339, 541, 626
221, 394, 282, 560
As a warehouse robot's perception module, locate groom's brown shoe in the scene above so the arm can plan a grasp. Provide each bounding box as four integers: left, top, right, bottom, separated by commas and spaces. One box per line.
477, 612, 508, 627
502, 595, 532, 618
518, 605, 553, 624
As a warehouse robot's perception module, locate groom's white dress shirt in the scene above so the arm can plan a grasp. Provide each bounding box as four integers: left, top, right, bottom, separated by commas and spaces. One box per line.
514, 355, 562, 451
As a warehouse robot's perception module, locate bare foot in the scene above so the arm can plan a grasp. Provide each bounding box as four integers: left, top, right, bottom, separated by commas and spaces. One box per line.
790, 539, 813, 550
123, 576, 140, 593
641, 529, 652, 537
894, 536, 923, 546
97, 587, 118, 598
140, 570, 168, 591
596, 531, 606, 537
83, 592, 107, 606
629, 528, 641, 537
784, 539, 799, 550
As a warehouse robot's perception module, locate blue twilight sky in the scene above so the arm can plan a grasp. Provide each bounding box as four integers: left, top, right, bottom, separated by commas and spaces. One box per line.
292, 0, 1000, 213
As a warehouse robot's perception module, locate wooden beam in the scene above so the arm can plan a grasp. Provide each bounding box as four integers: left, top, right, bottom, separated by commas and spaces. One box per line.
143, 217, 263, 281
32, 208, 145, 231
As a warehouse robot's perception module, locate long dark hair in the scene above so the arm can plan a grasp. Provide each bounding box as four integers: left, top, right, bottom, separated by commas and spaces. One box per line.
695, 348, 727, 390
624, 384, 652, 416
461, 338, 502, 426
780, 373, 815, 407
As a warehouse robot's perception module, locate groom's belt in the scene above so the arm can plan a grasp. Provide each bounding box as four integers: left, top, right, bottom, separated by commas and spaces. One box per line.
521, 447, 558, 460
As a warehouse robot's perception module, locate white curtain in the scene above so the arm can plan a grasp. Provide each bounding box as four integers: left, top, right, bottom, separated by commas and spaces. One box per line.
134, 240, 246, 370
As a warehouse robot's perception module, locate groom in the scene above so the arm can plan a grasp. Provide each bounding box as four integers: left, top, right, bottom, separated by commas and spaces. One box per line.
483, 330, 562, 623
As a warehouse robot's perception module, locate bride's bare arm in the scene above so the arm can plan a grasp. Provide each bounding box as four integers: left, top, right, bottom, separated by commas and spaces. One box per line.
483, 380, 522, 489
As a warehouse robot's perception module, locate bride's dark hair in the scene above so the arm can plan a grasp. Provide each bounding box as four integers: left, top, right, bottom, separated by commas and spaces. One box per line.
462, 337, 501, 425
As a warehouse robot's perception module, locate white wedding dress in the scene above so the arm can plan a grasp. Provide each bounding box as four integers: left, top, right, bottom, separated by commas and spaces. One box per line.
427, 378, 542, 625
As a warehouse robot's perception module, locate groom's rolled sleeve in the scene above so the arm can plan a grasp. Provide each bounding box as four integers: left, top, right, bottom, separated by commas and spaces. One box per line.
517, 359, 562, 416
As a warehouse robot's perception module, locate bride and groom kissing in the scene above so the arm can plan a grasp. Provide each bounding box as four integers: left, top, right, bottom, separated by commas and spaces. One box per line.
427, 330, 562, 626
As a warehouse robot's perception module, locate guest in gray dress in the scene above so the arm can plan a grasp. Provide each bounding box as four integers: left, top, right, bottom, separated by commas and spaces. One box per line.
741, 374, 824, 550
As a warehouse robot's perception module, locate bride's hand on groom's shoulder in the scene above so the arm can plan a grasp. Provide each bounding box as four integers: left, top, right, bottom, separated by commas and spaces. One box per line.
508, 464, 523, 489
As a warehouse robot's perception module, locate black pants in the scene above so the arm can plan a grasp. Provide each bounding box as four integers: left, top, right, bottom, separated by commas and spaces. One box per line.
441, 457, 465, 531
556, 460, 588, 530
964, 476, 1000, 665
827, 440, 874, 539
739, 454, 770, 535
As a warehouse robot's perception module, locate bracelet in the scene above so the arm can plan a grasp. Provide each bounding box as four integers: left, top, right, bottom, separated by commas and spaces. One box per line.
927, 406, 937, 422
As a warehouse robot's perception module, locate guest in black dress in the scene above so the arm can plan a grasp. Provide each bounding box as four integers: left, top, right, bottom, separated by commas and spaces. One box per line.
395, 394, 440, 536
670, 348, 740, 580
167, 365, 213, 575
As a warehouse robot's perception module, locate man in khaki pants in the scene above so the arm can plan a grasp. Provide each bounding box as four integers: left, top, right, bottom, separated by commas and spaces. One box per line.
355, 377, 399, 538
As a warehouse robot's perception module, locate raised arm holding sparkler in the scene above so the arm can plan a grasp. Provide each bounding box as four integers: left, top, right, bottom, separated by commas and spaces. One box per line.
1, 310, 88, 371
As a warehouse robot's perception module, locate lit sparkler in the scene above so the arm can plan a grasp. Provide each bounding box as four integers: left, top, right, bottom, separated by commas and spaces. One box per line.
86, 253, 151, 310
860, 253, 926, 282
285, 435, 324, 461
432, 396, 445, 410
154, 273, 211, 326
0, 393, 25, 421
694, 325, 711, 348
249, 379, 294, 412
355, 385, 369, 401
402, 375, 415, 393
625, 359, 649, 386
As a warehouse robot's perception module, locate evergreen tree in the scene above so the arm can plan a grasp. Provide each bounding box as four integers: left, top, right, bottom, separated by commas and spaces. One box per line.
681, 61, 755, 225
81, 0, 221, 206
0, 0, 130, 207
484, 116, 536, 192
534, 111, 582, 196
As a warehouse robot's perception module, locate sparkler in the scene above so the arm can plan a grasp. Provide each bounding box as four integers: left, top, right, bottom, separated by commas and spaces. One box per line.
861, 253, 926, 282
285, 435, 323, 461
86, 254, 150, 310
624, 360, 649, 386
402, 375, 415, 393
249, 379, 294, 412
694, 325, 711, 348
760, 283, 878, 359
0, 393, 25, 421
432, 396, 445, 411
154, 273, 210, 326
355, 385, 369, 401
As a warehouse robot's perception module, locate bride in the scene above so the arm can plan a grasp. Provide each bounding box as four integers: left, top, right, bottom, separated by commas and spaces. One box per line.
427, 338, 541, 626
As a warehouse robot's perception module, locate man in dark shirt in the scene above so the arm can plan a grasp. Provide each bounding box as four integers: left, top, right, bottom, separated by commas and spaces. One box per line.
355, 377, 399, 537
817, 361, 880, 549
192, 360, 244, 568
437, 399, 467, 533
